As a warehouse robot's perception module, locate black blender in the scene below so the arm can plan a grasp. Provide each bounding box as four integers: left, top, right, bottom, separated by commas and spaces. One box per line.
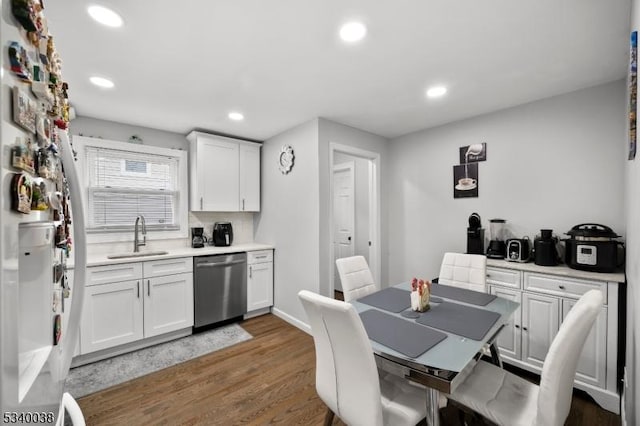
486, 219, 507, 259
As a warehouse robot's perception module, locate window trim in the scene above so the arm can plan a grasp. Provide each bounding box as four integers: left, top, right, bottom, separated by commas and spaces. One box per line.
73, 135, 189, 244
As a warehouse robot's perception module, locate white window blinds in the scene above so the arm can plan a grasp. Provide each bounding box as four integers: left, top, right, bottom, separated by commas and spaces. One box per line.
86, 146, 180, 231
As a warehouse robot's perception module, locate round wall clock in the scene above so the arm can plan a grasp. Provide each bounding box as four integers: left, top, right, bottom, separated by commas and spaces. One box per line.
278, 145, 294, 174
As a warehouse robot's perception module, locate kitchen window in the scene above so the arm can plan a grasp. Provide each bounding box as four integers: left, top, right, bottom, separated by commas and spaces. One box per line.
74, 136, 188, 242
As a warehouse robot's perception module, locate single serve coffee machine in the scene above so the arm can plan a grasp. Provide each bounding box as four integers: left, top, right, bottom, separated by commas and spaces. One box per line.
467, 212, 484, 255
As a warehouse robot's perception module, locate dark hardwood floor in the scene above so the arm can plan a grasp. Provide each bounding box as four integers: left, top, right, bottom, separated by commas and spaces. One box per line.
76, 314, 620, 425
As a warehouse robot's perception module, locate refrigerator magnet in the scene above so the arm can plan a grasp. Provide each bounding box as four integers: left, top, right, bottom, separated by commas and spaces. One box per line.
53, 314, 62, 345
11, 173, 33, 214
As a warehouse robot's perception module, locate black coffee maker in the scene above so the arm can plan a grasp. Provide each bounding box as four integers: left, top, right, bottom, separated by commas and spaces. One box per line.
467, 212, 484, 255
191, 227, 207, 248
534, 229, 559, 266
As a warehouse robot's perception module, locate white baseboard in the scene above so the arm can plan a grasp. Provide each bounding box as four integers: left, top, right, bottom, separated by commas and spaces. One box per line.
272, 308, 310, 334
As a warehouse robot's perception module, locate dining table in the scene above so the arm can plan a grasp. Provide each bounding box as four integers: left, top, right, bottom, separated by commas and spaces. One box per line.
351, 282, 520, 426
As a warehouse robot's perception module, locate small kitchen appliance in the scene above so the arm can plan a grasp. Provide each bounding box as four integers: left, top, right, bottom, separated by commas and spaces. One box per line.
486, 219, 507, 259
212, 222, 233, 247
191, 227, 207, 248
506, 237, 531, 262
534, 229, 559, 266
466, 212, 485, 255
564, 223, 623, 272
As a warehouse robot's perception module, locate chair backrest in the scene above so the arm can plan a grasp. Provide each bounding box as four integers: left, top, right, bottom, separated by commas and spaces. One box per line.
438, 252, 487, 292
535, 289, 603, 426
298, 290, 383, 426
335, 255, 378, 302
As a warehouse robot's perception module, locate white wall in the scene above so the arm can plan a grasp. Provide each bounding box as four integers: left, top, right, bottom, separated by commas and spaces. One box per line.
318, 118, 389, 296
71, 116, 188, 151
626, 2, 639, 424
387, 80, 626, 284
254, 119, 320, 327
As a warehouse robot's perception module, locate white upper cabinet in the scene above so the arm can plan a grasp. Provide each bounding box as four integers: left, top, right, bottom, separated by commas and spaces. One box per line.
188, 131, 261, 212
239, 144, 261, 212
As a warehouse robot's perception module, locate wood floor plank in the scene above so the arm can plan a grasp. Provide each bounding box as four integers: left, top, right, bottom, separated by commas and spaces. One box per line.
76, 314, 620, 425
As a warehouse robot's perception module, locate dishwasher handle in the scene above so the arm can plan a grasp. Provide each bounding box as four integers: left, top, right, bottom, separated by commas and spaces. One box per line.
196, 259, 246, 268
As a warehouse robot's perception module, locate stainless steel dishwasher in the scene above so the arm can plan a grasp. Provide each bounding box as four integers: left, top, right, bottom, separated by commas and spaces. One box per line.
194, 252, 247, 329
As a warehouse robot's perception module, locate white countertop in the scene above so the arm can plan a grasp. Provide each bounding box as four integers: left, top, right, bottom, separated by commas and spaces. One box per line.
68, 243, 274, 268
486, 258, 625, 283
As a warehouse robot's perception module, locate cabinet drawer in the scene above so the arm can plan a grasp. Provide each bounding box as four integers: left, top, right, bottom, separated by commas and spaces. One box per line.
524, 272, 607, 304
486, 267, 521, 289
143, 257, 193, 278
87, 263, 143, 286
248, 250, 273, 264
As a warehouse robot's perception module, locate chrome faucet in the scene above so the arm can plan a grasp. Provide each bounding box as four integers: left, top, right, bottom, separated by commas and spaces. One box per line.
133, 215, 146, 252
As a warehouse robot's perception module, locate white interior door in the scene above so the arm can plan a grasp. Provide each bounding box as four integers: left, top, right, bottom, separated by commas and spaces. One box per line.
333, 162, 355, 291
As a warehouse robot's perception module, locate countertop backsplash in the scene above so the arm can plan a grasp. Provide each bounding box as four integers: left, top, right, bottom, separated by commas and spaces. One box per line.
85, 211, 255, 256
188, 211, 254, 244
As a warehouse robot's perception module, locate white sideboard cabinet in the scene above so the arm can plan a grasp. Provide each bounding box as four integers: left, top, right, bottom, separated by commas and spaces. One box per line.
486, 259, 624, 414
187, 131, 261, 212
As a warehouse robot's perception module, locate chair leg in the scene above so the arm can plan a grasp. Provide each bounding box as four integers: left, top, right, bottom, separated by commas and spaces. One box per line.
489, 343, 503, 368
323, 408, 335, 426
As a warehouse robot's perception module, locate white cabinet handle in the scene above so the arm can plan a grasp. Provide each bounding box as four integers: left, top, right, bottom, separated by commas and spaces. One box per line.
242, 199, 245, 211
137, 281, 140, 298
558, 285, 566, 290
200, 197, 203, 210
249, 266, 253, 278
147, 280, 151, 296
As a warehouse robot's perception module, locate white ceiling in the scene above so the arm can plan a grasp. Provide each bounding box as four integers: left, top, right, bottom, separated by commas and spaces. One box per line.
46, 1, 630, 141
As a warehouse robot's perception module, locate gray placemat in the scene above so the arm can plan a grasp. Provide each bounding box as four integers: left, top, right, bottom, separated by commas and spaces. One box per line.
430, 283, 497, 306
360, 309, 447, 358
357, 287, 411, 313
415, 301, 501, 340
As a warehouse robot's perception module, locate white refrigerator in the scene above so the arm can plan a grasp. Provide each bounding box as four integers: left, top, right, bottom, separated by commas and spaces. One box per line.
1, 1, 87, 424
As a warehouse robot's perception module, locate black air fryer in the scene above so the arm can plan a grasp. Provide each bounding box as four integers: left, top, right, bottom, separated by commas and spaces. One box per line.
212, 222, 233, 246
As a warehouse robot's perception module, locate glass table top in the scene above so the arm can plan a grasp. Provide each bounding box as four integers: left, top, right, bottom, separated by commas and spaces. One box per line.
352, 282, 520, 373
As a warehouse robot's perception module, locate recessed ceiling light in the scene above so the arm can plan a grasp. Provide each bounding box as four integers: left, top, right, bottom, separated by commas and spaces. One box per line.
426, 86, 447, 98
87, 5, 123, 27
339, 21, 367, 43
228, 112, 244, 121
89, 76, 115, 88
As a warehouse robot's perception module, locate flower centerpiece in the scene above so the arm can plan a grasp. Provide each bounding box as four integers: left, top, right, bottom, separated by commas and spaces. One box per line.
410, 277, 431, 312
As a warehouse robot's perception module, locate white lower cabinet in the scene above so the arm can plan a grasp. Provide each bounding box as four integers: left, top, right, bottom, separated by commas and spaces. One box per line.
81, 280, 144, 353
521, 292, 559, 369
81, 258, 193, 355
247, 250, 274, 313
487, 261, 623, 414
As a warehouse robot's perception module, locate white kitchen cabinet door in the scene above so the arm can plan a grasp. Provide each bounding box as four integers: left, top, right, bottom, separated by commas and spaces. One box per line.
489, 286, 522, 361
239, 143, 260, 212
81, 280, 144, 354
562, 299, 607, 388
196, 137, 239, 211
143, 273, 194, 338
247, 262, 273, 312
521, 292, 559, 369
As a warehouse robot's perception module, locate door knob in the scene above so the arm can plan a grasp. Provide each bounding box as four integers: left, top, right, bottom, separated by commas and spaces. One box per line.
348, 236, 351, 241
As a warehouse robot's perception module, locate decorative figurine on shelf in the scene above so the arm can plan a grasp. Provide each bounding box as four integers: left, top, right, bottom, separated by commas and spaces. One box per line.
11, 172, 33, 214
410, 278, 432, 312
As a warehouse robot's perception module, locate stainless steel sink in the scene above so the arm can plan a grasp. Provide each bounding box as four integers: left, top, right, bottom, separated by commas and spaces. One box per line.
106, 251, 169, 259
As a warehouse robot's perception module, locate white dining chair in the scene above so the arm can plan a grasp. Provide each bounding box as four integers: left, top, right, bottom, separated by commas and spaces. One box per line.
438, 252, 487, 292
446, 289, 603, 426
335, 255, 378, 302
298, 290, 427, 426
